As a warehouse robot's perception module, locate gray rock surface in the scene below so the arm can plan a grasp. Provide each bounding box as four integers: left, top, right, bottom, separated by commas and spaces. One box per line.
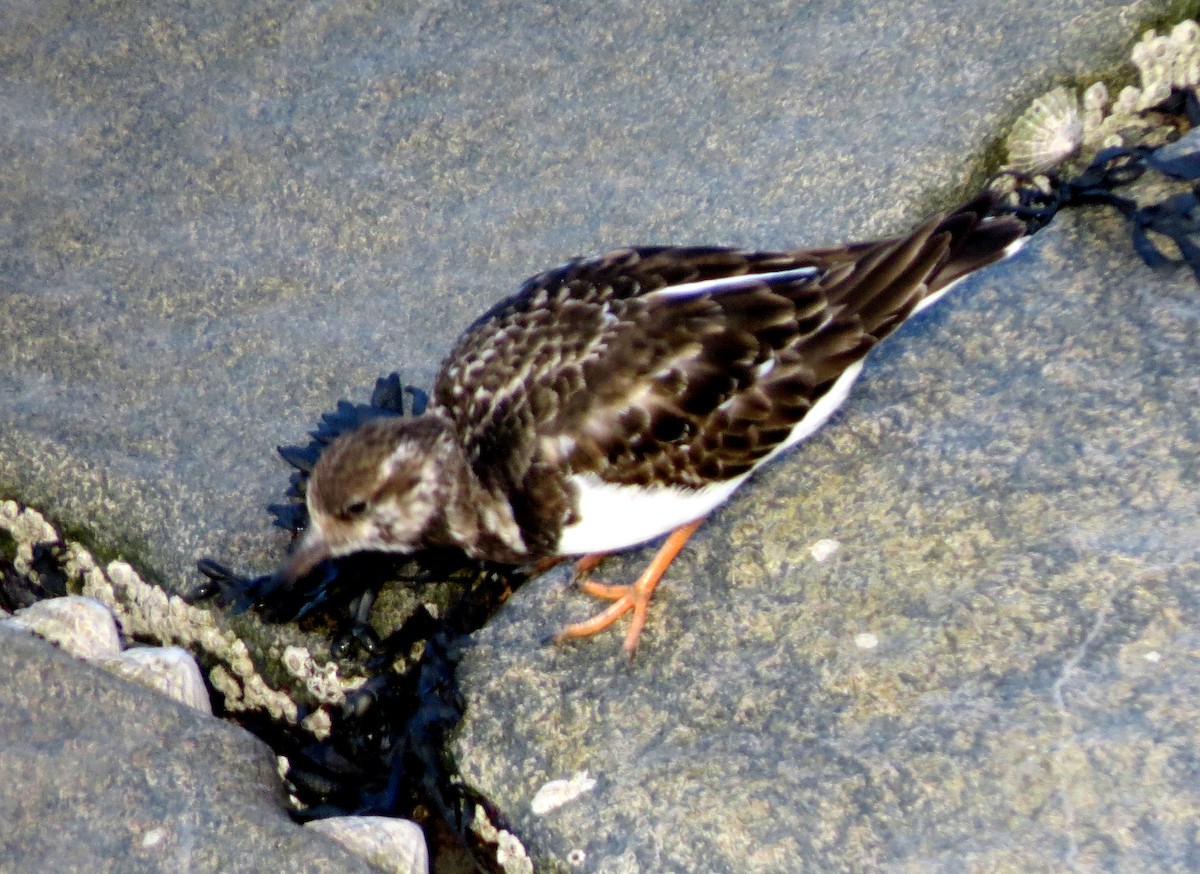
0, 0, 1157, 588
454, 201, 1200, 871
2, 1, 1195, 873
0, 626, 379, 873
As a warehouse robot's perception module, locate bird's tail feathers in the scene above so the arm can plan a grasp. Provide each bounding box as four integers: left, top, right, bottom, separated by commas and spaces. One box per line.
926, 192, 1028, 295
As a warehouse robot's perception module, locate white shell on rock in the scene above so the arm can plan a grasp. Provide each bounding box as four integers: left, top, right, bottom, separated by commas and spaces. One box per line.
808, 538, 841, 562
854, 631, 880, 650
531, 771, 597, 815
306, 816, 429, 874
2, 595, 121, 660
1082, 81, 1109, 134
98, 646, 213, 714
1005, 86, 1083, 172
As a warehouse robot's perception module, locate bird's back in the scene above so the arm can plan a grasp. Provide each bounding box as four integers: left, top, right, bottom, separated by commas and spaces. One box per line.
432, 194, 1025, 493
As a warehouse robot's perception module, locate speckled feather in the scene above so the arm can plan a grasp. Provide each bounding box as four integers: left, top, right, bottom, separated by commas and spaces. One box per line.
298, 194, 1025, 571
427, 194, 1024, 554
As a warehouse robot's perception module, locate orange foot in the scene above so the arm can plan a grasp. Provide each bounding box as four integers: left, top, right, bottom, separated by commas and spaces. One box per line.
551, 519, 703, 658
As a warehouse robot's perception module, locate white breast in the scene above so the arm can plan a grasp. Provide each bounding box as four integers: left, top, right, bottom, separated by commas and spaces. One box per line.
554, 357, 866, 555
552, 232, 1027, 557
555, 473, 749, 555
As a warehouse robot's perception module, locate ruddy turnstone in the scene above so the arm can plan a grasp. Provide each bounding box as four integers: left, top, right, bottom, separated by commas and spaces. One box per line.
276, 192, 1027, 657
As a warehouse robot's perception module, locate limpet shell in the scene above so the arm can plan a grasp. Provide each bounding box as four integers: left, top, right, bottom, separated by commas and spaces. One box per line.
531, 771, 597, 815
1006, 86, 1083, 172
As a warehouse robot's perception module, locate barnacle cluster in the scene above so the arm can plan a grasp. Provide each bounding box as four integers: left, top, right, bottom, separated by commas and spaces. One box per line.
0, 499, 358, 736
471, 807, 534, 874
1003, 20, 1200, 175
0, 502, 438, 872
1130, 20, 1200, 109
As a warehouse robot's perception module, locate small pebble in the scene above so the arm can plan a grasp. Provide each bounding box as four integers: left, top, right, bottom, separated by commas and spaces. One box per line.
307, 816, 428, 874
2, 596, 121, 660
98, 646, 213, 714
809, 539, 841, 562
854, 632, 879, 650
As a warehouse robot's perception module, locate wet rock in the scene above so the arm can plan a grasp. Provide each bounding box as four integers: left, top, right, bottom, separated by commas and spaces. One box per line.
0, 627, 380, 873
453, 199, 1200, 870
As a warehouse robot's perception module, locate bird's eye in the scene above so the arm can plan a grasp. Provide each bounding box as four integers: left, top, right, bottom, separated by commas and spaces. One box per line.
343, 499, 369, 518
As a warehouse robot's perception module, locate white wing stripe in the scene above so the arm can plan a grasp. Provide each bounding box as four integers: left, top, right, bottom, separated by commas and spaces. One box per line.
647, 266, 819, 300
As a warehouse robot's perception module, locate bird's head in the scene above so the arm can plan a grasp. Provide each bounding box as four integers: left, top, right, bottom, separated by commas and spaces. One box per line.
275, 415, 452, 585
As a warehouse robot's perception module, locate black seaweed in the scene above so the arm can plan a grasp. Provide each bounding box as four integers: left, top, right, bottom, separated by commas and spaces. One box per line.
193, 373, 521, 872
999, 126, 1200, 284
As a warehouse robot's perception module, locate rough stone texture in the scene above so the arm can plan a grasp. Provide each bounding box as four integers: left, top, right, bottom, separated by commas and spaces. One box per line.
453, 205, 1200, 871
1, 1, 1195, 872
0, 0, 1160, 590
0, 627, 380, 873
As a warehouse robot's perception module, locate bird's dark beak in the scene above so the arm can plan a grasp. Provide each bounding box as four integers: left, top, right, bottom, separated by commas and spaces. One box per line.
274, 531, 333, 590
247, 531, 341, 621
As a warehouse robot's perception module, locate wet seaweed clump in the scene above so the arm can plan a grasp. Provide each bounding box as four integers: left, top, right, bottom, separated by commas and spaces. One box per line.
193, 373, 532, 873
994, 19, 1200, 283
1, 540, 69, 614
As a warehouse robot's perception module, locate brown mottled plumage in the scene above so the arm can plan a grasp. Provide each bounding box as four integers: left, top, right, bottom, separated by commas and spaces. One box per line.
277, 193, 1027, 656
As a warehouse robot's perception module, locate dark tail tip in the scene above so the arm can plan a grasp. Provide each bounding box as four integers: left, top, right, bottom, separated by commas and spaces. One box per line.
930, 192, 1028, 291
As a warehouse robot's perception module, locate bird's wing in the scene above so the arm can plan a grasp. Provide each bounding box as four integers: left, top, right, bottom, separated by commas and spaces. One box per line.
434, 197, 1022, 495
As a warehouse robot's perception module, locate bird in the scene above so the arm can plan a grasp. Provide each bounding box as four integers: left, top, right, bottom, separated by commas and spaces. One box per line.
273, 192, 1028, 658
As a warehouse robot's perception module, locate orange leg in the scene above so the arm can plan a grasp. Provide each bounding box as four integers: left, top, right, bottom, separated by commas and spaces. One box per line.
552, 519, 703, 658
530, 555, 568, 575
572, 552, 607, 579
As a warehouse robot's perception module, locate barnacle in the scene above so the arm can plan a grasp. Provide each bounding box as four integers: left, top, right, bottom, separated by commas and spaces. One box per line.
1129, 20, 1200, 110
